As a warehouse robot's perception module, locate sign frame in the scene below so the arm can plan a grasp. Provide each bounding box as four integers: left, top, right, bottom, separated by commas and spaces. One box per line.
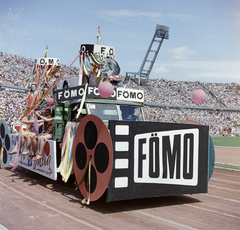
107, 120, 209, 202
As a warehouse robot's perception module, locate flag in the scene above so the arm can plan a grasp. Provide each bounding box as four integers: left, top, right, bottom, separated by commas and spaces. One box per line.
97, 26, 101, 45
45, 45, 48, 58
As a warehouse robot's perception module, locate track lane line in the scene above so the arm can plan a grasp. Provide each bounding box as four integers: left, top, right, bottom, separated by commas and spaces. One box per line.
136, 210, 198, 230
200, 193, 240, 203
210, 177, 240, 185
213, 172, 240, 179
0, 181, 102, 230
182, 203, 239, 219
209, 184, 240, 193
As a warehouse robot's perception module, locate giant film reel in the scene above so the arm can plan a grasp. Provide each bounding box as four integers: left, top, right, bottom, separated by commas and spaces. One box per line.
73, 115, 113, 201
0, 120, 12, 167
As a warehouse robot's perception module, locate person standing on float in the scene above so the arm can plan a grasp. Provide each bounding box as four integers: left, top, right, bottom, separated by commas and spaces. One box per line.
38, 84, 51, 110
18, 83, 39, 111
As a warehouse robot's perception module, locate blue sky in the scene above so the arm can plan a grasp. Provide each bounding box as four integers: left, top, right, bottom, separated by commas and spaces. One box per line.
1, 0, 240, 83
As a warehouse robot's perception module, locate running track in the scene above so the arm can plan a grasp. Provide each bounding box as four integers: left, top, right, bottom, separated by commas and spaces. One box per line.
0, 165, 239, 230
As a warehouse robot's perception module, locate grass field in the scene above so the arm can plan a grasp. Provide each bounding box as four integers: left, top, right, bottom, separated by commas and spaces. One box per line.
215, 163, 240, 171
211, 136, 240, 147
212, 136, 240, 170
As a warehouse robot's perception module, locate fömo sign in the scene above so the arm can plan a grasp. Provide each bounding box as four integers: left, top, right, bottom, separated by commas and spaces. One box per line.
134, 128, 199, 186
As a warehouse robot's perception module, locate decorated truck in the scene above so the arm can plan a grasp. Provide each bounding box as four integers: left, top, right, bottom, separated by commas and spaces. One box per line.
0, 43, 215, 203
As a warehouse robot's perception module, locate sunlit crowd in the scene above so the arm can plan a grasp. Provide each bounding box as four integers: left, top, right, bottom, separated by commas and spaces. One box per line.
1, 53, 240, 136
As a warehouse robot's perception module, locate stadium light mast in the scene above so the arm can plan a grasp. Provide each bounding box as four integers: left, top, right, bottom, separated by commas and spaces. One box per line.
127, 24, 169, 85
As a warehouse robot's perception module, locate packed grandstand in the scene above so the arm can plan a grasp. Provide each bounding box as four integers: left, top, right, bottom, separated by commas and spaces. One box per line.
0, 52, 239, 136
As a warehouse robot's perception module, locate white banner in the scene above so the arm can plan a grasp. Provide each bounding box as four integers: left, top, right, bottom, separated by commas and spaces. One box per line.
117, 88, 144, 103
11, 135, 57, 181
35, 58, 61, 66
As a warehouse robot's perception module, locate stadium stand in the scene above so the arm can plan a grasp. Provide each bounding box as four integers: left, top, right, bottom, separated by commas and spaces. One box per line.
0, 53, 239, 136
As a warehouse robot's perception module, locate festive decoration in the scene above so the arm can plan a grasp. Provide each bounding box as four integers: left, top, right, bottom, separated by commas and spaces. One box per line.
12, 123, 22, 170
20, 52, 80, 121
79, 39, 117, 86
60, 122, 78, 183
46, 97, 54, 106
73, 115, 113, 202
100, 59, 120, 78
98, 81, 114, 98
12, 46, 62, 122
192, 89, 207, 104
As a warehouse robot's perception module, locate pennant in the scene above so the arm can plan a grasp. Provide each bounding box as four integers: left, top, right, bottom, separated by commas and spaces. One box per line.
60, 122, 72, 181
12, 123, 22, 170
57, 122, 71, 172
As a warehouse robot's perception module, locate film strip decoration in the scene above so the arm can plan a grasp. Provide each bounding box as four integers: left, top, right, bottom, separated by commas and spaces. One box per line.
0, 120, 12, 167
107, 120, 209, 202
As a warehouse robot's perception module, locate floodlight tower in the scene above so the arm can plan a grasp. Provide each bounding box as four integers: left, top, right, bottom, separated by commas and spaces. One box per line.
127, 24, 169, 85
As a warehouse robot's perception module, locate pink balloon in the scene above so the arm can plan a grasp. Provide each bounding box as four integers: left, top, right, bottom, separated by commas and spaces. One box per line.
98, 81, 114, 98
46, 97, 54, 106
192, 89, 207, 104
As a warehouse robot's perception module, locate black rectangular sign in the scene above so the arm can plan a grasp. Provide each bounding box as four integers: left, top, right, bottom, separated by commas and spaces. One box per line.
56, 85, 116, 102
107, 121, 209, 202
56, 85, 86, 102
56, 85, 144, 103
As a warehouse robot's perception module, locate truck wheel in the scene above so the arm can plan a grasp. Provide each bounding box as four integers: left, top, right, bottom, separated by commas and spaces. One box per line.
73, 115, 113, 201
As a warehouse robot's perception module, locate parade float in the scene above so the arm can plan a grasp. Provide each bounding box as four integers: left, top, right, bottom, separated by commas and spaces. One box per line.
0, 27, 215, 203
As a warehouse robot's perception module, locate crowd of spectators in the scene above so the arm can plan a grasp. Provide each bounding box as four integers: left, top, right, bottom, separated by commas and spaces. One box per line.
0, 52, 78, 87
126, 78, 240, 109
1, 52, 240, 135
143, 106, 239, 136
124, 79, 240, 135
